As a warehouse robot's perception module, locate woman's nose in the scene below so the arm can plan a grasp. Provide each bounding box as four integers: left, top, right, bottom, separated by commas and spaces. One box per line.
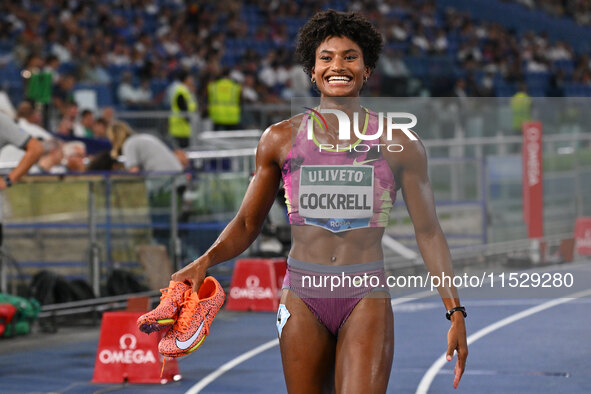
331, 56, 345, 72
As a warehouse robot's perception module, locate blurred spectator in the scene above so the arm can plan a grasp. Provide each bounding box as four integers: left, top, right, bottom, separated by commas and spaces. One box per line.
80, 55, 111, 84
43, 54, 61, 125
52, 74, 76, 117
169, 70, 198, 148
479, 72, 495, 97
0, 111, 44, 252
50, 37, 74, 63
0, 112, 44, 192
390, 19, 409, 42
106, 120, 186, 248
527, 54, 550, 72
107, 121, 185, 175
510, 0, 591, 26
117, 71, 136, 107
288, 65, 311, 97
16, 101, 53, 141
547, 69, 566, 96
32, 140, 65, 174
3, 0, 591, 106
56, 117, 74, 137
433, 29, 449, 54
62, 141, 87, 172
207, 68, 242, 130
258, 54, 289, 91
106, 43, 131, 66
23, 54, 52, 128
573, 55, 591, 84
44, 55, 60, 85
547, 41, 573, 61
101, 107, 116, 125
0, 88, 16, 120
55, 102, 79, 137
510, 82, 532, 134
411, 25, 431, 53
378, 48, 410, 96
92, 117, 109, 140
242, 74, 260, 104
75, 109, 95, 138
136, 79, 155, 108
86, 150, 120, 171
453, 78, 469, 100
117, 72, 154, 109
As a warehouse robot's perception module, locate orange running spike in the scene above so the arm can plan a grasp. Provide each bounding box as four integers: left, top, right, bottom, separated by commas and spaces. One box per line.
137, 280, 191, 334
158, 276, 225, 358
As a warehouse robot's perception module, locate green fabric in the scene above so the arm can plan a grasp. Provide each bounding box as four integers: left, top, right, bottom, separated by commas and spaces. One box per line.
84, 127, 94, 138
207, 78, 241, 125
25, 71, 52, 104
3, 320, 30, 336
0, 293, 40, 337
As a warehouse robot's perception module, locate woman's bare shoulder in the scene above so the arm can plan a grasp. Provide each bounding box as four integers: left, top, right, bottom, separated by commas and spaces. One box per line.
258, 113, 306, 164
263, 113, 305, 139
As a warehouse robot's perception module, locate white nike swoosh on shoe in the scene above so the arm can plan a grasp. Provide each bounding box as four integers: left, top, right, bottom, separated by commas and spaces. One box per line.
176, 320, 205, 350
352, 158, 378, 166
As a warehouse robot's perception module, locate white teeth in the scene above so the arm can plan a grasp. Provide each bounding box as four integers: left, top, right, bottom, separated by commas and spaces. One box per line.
327, 76, 352, 83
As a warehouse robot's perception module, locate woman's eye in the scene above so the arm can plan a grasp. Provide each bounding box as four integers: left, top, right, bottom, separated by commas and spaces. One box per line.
346, 55, 358, 60
320, 56, 331, 61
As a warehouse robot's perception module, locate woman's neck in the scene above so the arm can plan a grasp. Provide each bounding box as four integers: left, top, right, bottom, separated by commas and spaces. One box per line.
318, 96, 362, 117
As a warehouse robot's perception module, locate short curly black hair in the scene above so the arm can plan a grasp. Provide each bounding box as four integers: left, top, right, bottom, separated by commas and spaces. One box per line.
295, 10, 383, 77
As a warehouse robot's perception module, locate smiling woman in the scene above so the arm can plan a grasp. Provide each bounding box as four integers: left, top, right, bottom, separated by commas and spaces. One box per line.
172, 9, 468, 394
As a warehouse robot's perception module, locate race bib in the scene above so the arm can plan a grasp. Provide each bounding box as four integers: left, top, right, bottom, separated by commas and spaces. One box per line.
299, 165, 374, 219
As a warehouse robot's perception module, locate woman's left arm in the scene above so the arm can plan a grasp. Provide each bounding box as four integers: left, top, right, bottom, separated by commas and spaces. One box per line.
393, 137, 468, 389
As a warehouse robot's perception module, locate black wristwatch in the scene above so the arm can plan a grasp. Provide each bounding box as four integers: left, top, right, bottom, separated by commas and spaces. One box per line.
3, 175, 12, 187
446, 306, 467, 320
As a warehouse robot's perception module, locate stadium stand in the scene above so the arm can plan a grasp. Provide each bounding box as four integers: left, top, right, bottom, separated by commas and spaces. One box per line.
2, 0, 591, 116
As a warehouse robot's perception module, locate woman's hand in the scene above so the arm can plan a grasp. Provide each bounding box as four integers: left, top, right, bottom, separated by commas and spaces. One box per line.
446, 315, 468, 389
171, 257, 209, 293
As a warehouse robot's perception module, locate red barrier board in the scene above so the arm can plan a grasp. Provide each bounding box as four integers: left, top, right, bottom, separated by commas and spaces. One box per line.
226, 258, 287, 311
574, 217, 591, 256
522, 122, 544, 239
92, 311, 179, 384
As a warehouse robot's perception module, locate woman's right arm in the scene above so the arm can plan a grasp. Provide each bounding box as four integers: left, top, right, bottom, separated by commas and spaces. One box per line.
171, 122, 286, 292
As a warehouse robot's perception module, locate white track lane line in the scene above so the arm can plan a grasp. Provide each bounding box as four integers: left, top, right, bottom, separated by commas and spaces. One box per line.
186, 290, 434, 393
185, 338, 279, 394
415, 288, 591, 394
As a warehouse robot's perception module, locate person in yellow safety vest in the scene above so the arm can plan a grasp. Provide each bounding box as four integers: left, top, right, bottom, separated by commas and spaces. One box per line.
207, 69, 242, 130
169, 70, 198, 148
510, 82, 532, 134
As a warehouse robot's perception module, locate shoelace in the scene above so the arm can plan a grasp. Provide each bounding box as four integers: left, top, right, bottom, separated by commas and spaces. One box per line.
174, 290, 209, 337
158, 282, 187, 304
159, 286, 173, 301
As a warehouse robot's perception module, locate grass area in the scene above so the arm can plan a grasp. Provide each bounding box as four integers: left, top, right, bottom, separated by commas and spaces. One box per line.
543, 149, 591, 171
4, 177, 148, 220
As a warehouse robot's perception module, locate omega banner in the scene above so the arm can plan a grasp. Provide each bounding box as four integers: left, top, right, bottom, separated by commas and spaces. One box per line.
522, 121, 544, 239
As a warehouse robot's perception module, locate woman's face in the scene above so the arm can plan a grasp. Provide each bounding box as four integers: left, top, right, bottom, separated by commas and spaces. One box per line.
312, 35, 370, 98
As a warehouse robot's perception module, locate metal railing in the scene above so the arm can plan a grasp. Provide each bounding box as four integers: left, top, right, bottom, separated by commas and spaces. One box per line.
1, 127, 590, 298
